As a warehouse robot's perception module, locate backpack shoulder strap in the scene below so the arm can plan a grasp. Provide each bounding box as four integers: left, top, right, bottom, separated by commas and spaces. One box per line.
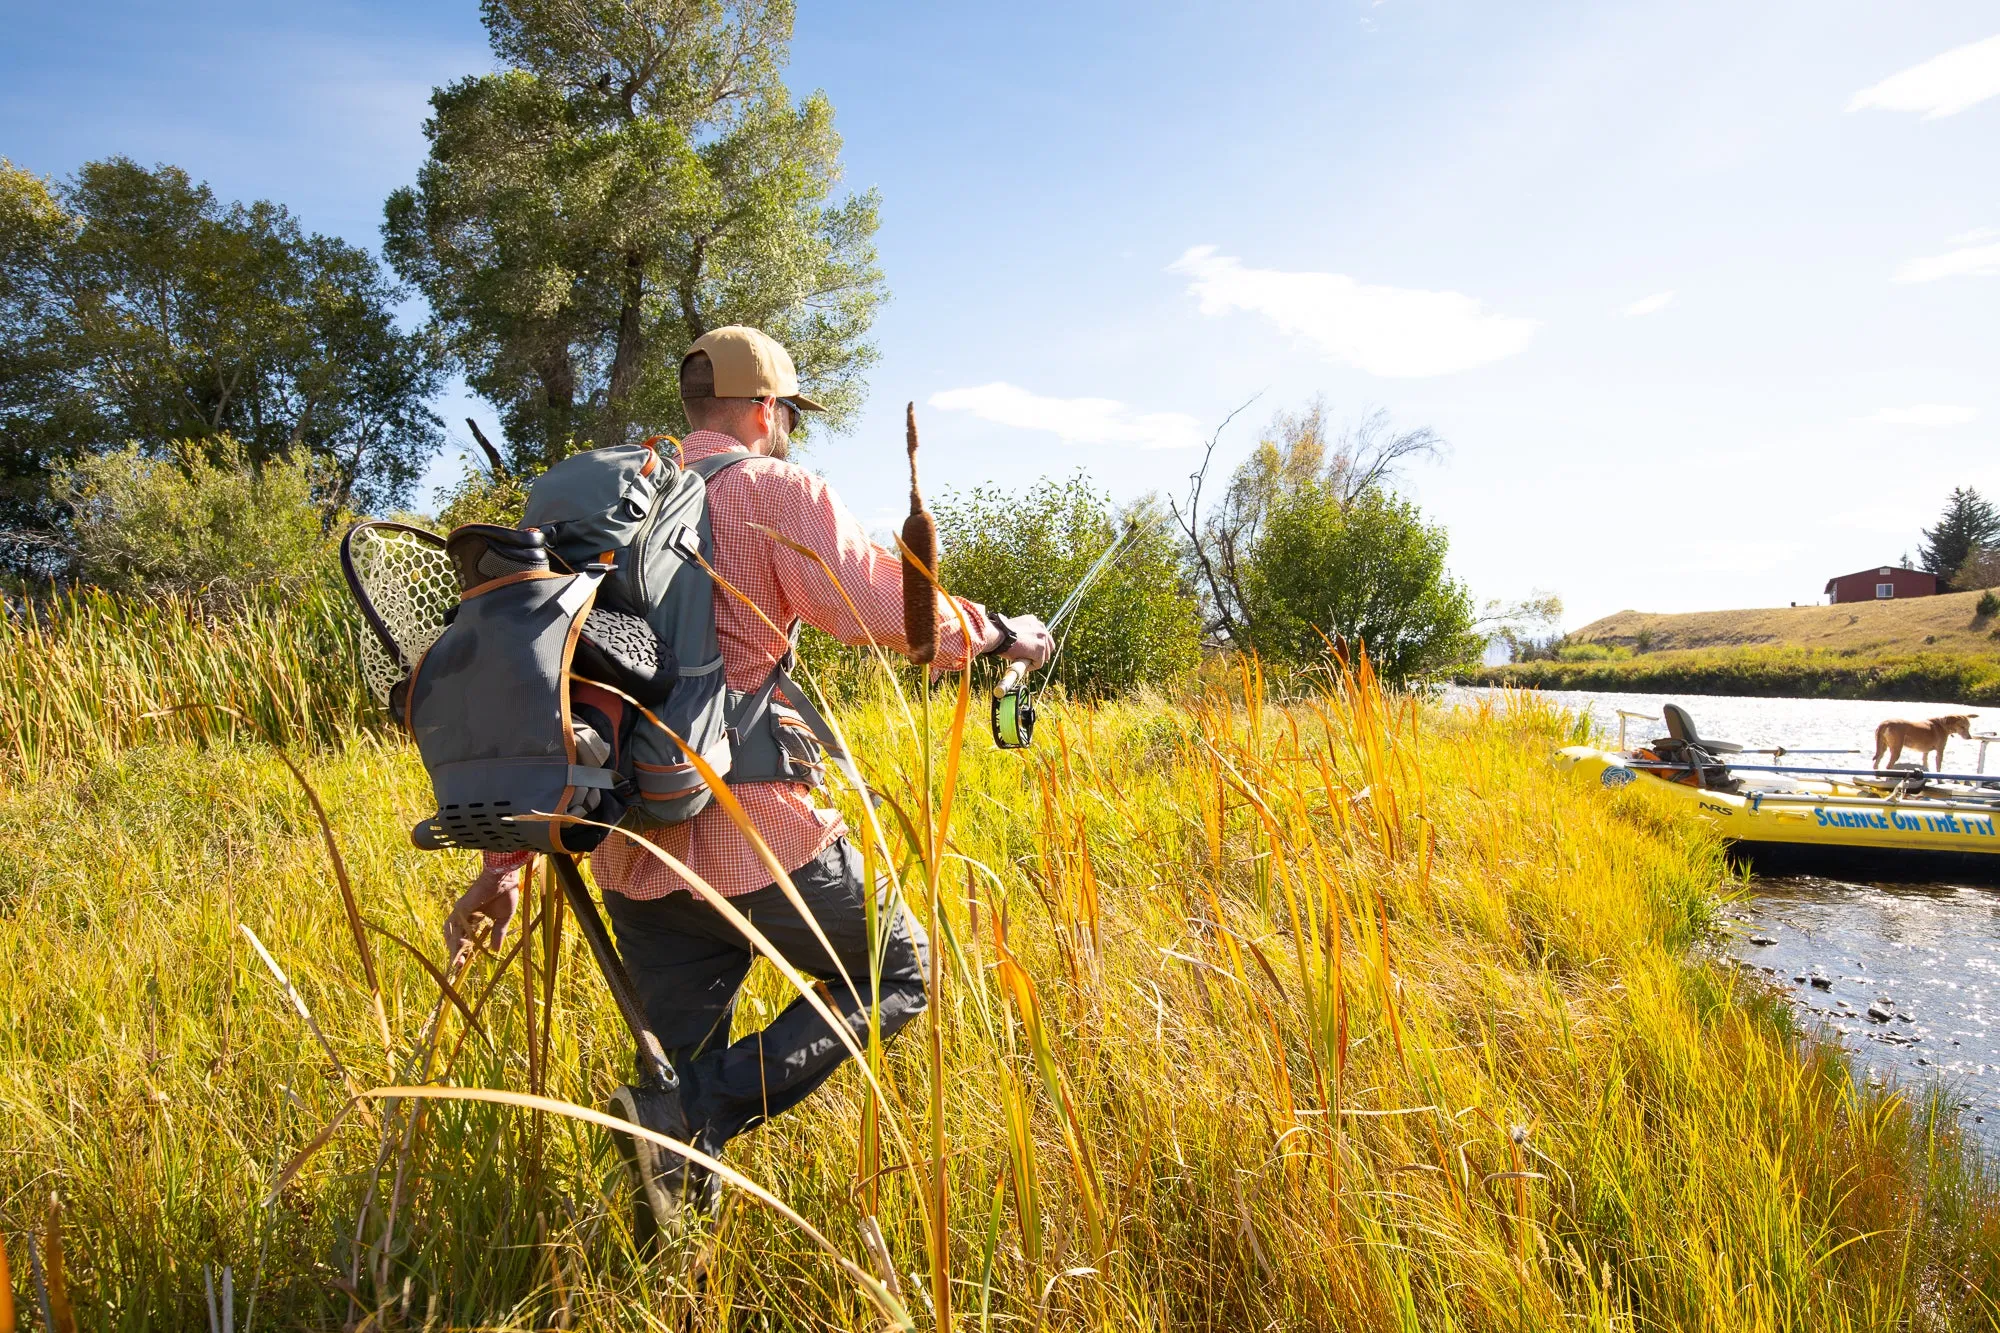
724, 649, 873, 805
685, 449, 758, 482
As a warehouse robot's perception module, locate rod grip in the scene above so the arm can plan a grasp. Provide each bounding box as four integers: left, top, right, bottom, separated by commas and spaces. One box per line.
995, 658, 1030, 696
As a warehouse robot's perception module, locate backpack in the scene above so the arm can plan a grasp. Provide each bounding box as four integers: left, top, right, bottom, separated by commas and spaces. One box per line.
404, 437, 849, 858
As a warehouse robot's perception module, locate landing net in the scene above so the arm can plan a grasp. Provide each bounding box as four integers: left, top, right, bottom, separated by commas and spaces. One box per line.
340, 522, 456, 706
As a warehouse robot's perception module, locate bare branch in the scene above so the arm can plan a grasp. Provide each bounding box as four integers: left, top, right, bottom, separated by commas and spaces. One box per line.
465, 418, 507, 478
1327, 407, 1446, 509
1169, 392, 1262, 643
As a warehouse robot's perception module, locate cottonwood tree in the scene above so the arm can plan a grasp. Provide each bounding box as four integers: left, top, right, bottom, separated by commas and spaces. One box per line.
384, 0, 884, 472
1919, 487, 2000, 584
1172, 398, 1447, 650
0, 158, 443, 572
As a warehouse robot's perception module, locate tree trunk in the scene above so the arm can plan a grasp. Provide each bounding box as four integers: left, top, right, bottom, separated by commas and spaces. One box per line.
678, 237, 710, 340
466, 418, 507, 478
534, 347, 577, 468
287, 398, 315, 451
325, 426, 375, 523
606, 251, 645, 404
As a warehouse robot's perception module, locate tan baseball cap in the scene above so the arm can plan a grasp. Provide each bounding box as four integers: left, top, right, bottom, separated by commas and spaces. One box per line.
682, 325, 826, 411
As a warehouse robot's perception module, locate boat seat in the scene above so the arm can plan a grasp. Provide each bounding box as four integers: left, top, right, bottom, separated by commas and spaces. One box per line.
1648, 702, 1741, 791
1660, 702, 1742, 754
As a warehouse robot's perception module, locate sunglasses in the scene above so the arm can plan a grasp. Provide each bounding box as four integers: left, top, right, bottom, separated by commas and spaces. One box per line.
758, 396, 801, 429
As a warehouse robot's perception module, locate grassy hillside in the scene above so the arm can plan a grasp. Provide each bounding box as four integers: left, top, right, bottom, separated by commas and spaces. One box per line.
1573, 588, 2000, 656
3, 598, 1999, 1328
1462, 591, 2000, 701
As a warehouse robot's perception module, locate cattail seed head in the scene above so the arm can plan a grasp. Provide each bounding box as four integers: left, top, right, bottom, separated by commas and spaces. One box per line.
902, 402, 938, 664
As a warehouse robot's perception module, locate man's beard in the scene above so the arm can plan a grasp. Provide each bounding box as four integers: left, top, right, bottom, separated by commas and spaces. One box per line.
766, 420, 791, 461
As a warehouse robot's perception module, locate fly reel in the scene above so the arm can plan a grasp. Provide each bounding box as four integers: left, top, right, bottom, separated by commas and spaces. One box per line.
985, 521, 1140, 751
992, 659, 1035, 749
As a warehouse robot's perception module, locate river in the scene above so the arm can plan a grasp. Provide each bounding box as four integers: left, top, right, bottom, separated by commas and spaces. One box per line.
1455, 687, 2000, 1139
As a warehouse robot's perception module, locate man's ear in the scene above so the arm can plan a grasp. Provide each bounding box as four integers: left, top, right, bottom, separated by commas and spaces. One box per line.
749, 397, 776, 447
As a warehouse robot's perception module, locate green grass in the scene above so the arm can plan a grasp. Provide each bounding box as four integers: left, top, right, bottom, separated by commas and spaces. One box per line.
1, 599, 1998, 1328
0, 580, 371, 781
1464, 643, 2000, 704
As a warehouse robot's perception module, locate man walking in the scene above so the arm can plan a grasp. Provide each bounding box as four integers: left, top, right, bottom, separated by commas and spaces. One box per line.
443, 326, 1051, 1202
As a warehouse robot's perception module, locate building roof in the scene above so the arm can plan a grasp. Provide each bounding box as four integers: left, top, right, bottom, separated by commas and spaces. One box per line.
1823, 565, 1934, 593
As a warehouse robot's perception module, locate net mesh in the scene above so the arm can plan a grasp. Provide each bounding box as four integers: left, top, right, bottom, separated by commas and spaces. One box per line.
346, 525, 457, 706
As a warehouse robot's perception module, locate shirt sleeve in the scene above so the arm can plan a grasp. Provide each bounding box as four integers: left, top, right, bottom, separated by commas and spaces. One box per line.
759, 463, 991, 669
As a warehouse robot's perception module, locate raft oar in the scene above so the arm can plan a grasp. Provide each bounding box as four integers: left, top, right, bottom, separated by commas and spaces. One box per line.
1624, 759, 2000, 785
1730, 748, 1861, 758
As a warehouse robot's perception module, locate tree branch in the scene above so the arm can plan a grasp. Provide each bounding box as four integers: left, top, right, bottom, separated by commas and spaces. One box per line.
465, 418, 507, 478
1170, 392, 1261, 644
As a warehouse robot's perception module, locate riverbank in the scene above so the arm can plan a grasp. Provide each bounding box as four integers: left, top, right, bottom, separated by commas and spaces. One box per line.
1463, 643, 2000, 704
5, 597, 2000, 1324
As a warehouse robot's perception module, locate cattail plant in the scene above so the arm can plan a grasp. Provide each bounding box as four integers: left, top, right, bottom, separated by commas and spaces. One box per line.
901, 402, 938, 664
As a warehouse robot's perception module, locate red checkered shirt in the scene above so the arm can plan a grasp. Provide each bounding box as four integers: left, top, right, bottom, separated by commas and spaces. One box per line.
485, 430, 991, 898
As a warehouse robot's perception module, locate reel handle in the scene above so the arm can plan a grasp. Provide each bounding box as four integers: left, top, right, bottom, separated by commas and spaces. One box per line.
990, 656, 1036, 749
994, 657, 1031, 696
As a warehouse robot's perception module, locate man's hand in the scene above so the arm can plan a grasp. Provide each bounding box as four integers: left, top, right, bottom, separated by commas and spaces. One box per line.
994, 614, 1054, 668
445, 863, 523, 959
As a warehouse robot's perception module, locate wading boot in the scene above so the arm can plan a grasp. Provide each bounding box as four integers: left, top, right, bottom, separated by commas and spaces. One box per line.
604, 1081, 710, 1253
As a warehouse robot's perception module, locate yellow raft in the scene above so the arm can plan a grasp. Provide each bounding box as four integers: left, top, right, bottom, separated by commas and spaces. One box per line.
1557, 745, 2000, 862
1556, 703, 2000, 873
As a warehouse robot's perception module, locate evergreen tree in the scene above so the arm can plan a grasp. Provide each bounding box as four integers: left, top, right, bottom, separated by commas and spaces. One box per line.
1918, 487, 2000, 583
384, 0, 884, 471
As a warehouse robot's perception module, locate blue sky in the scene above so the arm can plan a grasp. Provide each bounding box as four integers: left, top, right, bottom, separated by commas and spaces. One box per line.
5, 1, 1997, 628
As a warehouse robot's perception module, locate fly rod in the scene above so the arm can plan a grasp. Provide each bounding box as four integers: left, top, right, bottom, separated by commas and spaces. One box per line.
992, 521, 1140, 749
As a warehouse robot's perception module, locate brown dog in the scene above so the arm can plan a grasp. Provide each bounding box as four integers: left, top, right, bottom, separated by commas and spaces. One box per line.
1872, 714, 1975, 769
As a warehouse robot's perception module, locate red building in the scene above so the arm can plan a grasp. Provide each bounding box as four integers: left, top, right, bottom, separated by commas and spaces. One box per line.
1824, 565, 1938, 603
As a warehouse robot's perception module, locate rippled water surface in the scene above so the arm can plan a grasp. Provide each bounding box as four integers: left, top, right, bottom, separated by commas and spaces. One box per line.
1454, 687, 2000, 1133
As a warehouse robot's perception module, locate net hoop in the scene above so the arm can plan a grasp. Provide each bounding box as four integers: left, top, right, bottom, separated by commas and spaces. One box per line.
339, 520, 456, 707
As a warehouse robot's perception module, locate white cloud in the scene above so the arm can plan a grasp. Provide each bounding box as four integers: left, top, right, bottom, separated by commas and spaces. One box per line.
1847, 33, 2000, 119
1623, 291, 1675, 317
1894, 237, 2000, 282
926, 383, 1205, 451
1168, 245, 1539, 378
1868, 404, 1978, 426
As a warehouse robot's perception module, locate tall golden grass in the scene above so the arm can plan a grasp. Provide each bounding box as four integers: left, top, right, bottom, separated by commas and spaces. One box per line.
0, 594, 1996, 1328
0, 582, 367, 783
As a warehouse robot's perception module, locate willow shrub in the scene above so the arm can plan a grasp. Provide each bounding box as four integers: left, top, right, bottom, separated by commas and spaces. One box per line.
934, 473, 1201, 696
1241, 484, 1481, 685
62, 439, 339, 597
